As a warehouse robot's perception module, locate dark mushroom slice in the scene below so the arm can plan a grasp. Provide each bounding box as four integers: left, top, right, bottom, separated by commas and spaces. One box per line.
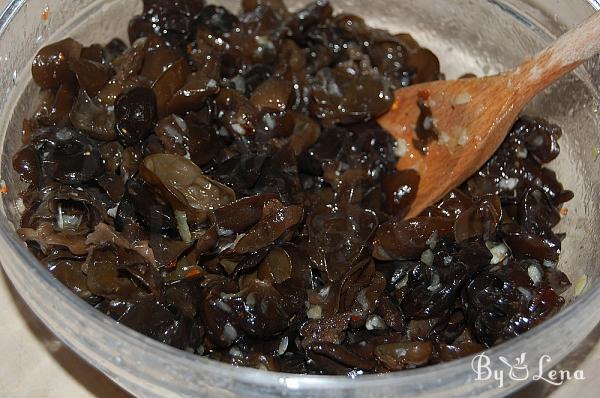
374, 340, 433, 370
31, 127, 104, 186
32, 38, 83, 89
35, 84, 77, 127
115, 86, 158, 146
70, 90, 117, 141
382, 169, 420, 218
69, 57, 113, 95
453, 194, 502, 242
140, 153, 235, 224
373, 216, 453, 261
308, 204, 378, 282
118, 177, 177, 233
233, 199, 304, 254
212, 193, 280, 235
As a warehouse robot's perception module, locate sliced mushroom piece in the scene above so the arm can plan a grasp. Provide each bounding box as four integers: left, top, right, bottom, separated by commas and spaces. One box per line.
454, 194, 502, 242
382, 169, 420, 218
152, 58, 188, 117
18, 222, 88, 256
212, 193, 280, 235
373, 216, 454, 261
86, 222, 157, 266
249, 78, 292, 112
287, 111, 321, 156
233, 200, 304, 254
238, 278, 294, 338
85, 245, 155, 301
306, 342, 377, 373
140, 153, 235, 223
69, 57, 113, 94
70, 90, 116, 141
32, 38, 83, 89
155, 114, 191, 157
167, 72, 220, 115
374, 340, 433, 370
308, 204, 378, 282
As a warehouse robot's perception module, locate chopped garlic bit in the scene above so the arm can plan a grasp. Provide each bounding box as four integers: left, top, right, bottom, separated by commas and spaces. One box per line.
107, 205, 119, 218
394, 138, 408, 158
528, 264, 542, 285
439, 131, 450, 145
231, 123, 246, 135
278, 336, 289, 355
575, 274, 588, 297
307, 304, 322, 320
246, 292, 257, 307
499, 177, 519, 191
517, 287, 533, 301
421, 249, 434, 266
175, 210, 193, 243
318, 286, 331, 299
356, 289, 370, 310
216, 299, 232, 313
16, 197, 25, 215
486, 241, 509, 265
62, 213, 82, 230
231, 74, 246, 93
223, 322, 238, 343
217, 227, 235, 236
426, 231, 438, 249
394, 347, 408, 357
56, 203, 64, 230
427, 273, 441, 292
229, 347, 243, 358
423, 116, 434, 130
348, 370, 365, 379
458, 131, 469, 146
453, 92, 472, 105
365, 314, 387, 330
516, 147, 528, 159
395, 274, 409, 290
452, 127, 469, 146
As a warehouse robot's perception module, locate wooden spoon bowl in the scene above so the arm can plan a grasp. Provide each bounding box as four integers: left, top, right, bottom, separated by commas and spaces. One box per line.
378, 11, 600, 219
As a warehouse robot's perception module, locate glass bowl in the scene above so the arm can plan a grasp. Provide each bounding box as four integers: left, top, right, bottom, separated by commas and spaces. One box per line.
0, 1, 599, 397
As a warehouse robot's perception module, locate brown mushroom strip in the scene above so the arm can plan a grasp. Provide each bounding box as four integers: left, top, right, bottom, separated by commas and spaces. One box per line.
86, 223, 157, 266
212, 193, 280, 235
308, 204, 378, 282
233, 200, 304, 254
18, 222, 88, 255
374, 341, 433, 370
32, 38, 83, 89
373, 216, 454, 261
140, 153, 235, 223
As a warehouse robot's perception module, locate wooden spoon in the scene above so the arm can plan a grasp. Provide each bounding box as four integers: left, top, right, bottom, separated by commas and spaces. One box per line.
378, 11, 600, 219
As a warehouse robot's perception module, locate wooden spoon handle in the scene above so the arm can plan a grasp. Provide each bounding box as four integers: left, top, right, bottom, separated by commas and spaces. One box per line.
515, 11, 600, 95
